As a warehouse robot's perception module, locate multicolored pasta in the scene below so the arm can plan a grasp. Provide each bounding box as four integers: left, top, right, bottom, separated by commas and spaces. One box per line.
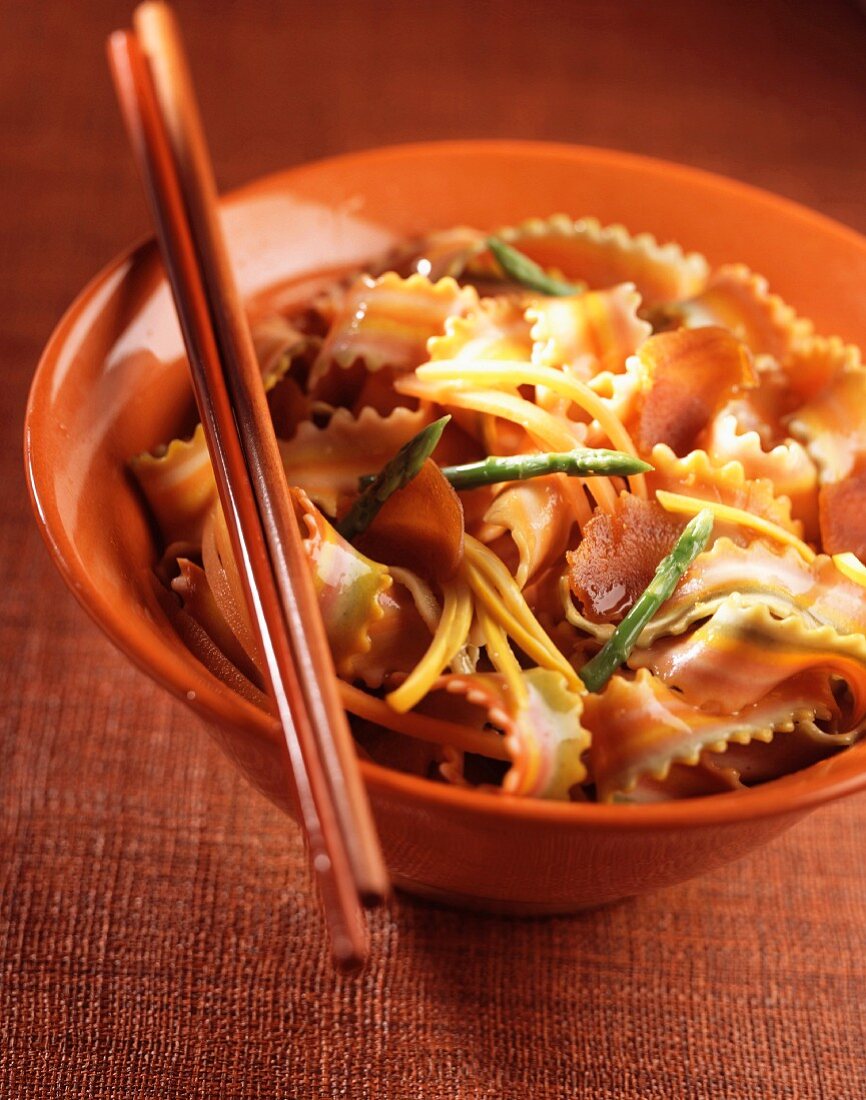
132, 214, 866, 803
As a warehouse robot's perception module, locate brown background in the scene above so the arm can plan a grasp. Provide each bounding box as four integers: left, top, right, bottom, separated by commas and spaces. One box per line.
4, 1, 866, 1096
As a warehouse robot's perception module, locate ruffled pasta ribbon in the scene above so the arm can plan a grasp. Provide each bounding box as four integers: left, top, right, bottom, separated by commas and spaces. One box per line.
277, 405, 430, 515
391, 670, 585, 800
188, 491, 432, 693
669, 264, 811, 361
389, 215, 708, 306
310, 271, 478, 379
705, 414, 818, 539
130, 425, 216, 546
629, 596, 866, 717
470, 215, 709, 305
583, 669, 836, 802
132, 404, 432, 541
528, 283, 650, 379
646, 443, 806, 543
567, 537, 866, 646
787, 357, 866, 558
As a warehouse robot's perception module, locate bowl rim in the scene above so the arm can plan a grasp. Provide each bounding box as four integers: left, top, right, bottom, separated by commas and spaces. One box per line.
25, 137, 866, 831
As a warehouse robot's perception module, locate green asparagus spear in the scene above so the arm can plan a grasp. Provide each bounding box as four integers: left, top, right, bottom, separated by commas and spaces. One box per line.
442, 448, 650, 489
360, 447, 651, 491
578, 509, 714, 693
486, 236, 582, 297
337, 415, 450, 541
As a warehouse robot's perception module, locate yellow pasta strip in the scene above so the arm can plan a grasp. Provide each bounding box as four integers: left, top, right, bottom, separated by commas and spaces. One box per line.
464, 536, 583, 691
468, 559, 572, 680
466, 534, 558, 625
833, 552, 866, 589
396, 375, 617, 513
655, 490, 816, 562
475, 603, 529, 707
399, 375, 575, 447
338, 682, 509, 761
386, 576, 474, 713
415, 358, 647, 498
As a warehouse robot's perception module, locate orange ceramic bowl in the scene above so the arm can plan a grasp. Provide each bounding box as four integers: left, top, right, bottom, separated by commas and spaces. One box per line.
25, 141, 866, 913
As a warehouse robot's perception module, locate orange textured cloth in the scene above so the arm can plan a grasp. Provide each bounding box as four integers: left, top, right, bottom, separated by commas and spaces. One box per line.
4, 2, 866, 1096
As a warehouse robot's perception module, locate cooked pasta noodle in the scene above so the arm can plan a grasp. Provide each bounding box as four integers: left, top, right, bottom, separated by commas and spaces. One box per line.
133, 215, 866, 803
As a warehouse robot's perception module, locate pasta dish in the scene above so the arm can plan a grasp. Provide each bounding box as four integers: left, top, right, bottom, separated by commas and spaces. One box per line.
131, 216, 866, 803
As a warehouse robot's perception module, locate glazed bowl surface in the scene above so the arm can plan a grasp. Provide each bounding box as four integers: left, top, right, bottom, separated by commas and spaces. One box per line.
26, 141, 866, 913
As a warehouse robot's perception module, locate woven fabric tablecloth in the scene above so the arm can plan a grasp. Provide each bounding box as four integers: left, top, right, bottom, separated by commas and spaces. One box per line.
3, 2, 866, 1096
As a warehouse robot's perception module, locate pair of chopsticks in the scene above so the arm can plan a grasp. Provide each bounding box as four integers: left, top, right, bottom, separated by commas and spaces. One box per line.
107, 2, 389, 969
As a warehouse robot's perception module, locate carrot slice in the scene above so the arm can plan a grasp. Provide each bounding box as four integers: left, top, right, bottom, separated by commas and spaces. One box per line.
820, 465, 866, 559
634, 326, 755, 455
355, 459, 465, 582
566, 494, 684, 622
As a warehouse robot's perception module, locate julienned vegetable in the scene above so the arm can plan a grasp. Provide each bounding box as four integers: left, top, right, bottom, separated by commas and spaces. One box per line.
486, 236, 583, 296
337, 416, 450, 540
579, 509, 714, 692
441, 448, 650, 489
359, 447, 651, 492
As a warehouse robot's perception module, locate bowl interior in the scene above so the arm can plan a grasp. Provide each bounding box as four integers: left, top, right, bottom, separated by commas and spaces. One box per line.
25, 140, 866, 825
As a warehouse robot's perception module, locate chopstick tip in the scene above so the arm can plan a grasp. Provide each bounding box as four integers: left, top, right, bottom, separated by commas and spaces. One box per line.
106, 27, 133, 59
359, 885, 391, 910
332, 941, 368, 976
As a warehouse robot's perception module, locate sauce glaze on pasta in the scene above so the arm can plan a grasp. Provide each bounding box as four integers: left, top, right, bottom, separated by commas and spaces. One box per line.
132, 216, 866, 803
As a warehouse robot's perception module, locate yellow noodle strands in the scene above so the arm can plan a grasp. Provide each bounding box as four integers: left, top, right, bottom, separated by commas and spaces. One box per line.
833, 552, 866, 589
396, 377, 617, 514
469, 561, 571, 675
386, 574, 474, 713
475, 604, 530, 707
414, 358, 647, 498
400, 376, 578, 449
655, 489, 816, 562
339, 682, 509, 761
464, 536, 583, 691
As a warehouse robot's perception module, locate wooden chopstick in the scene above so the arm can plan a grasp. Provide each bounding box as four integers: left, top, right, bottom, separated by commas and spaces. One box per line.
107, 5, 388, 970
132, 1, 389, 906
